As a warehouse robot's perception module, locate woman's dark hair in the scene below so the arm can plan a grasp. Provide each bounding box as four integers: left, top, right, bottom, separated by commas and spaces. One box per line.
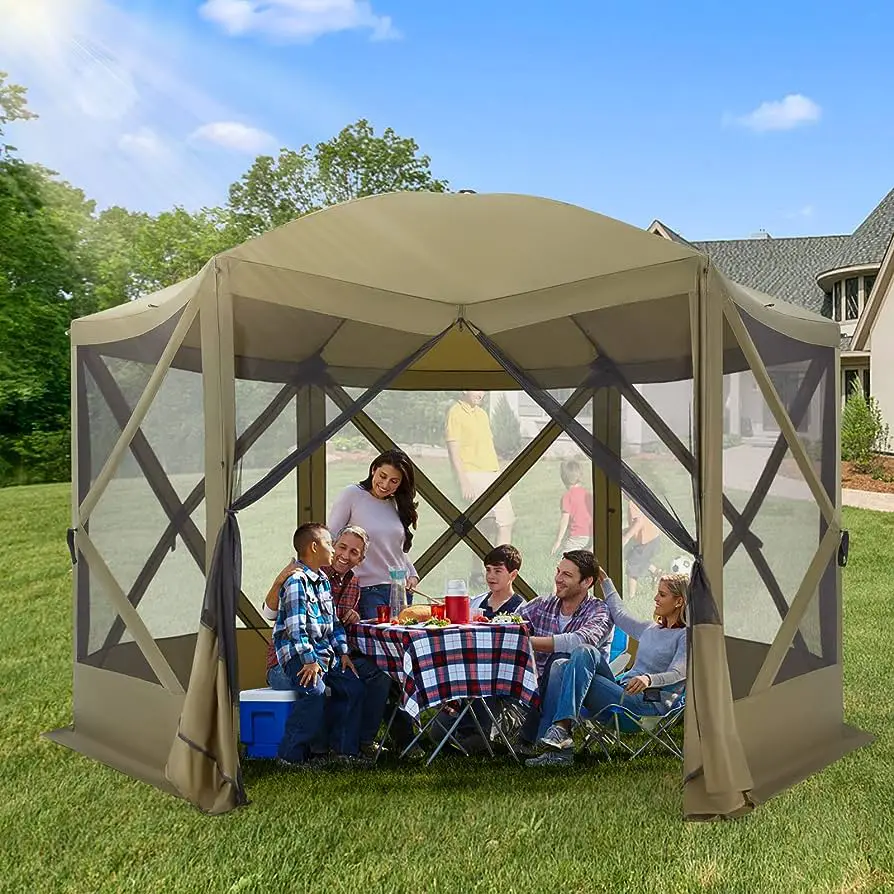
359, 449, 418, 551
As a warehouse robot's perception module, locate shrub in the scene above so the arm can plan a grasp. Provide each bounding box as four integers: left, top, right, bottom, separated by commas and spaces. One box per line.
841, 379, 889, 474
329, 433, 370, 453
491, 394, 522, 459
0, 430, 70, 486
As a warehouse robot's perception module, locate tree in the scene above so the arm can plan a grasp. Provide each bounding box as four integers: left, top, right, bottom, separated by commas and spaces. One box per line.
491, 394, 522, 460
227, 119, 448, 239
86, 206, 151, 310
0, 70, 37, 155
0, 160, 93, 482
0, 76, 99, 483
128, 206, 235, 295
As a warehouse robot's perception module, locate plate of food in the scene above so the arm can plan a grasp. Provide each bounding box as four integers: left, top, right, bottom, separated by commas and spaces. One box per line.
490, 613, 525, 625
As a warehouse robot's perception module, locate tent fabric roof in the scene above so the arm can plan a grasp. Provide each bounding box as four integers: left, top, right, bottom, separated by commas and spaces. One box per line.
71, 192, 840, 355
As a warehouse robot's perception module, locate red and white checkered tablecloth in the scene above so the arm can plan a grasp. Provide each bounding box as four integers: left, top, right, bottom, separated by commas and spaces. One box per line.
347, 622, 540, 719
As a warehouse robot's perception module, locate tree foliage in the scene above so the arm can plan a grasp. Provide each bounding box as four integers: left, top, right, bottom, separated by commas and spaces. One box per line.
227, 119, 448, 239
0, 70, 37, 155
491, 393, 522, 460
0, 74, 449, 485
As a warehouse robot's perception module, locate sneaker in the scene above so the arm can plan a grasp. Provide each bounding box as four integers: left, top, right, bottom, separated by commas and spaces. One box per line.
539, 724, 574, 751
525, 750, 574, 768
513, 739, 539, 758
360, 741, 385, 760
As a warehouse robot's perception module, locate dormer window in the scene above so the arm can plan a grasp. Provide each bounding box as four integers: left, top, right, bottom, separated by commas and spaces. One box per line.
828, 272, 877, 323
845, 277, 859, 320
865, 273, 877, 299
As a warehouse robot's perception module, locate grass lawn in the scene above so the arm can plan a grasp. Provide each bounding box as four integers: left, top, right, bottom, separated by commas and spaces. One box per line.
2, 482, 894, 893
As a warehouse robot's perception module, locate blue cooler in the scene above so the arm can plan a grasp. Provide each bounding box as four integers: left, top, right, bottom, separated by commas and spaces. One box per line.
239, 688, 299, 758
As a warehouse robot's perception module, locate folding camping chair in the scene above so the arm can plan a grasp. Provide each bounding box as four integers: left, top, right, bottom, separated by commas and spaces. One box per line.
580, 686, 685, 762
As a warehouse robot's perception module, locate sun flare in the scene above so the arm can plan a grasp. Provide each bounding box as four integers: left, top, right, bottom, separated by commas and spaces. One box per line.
0, 0, 88, 54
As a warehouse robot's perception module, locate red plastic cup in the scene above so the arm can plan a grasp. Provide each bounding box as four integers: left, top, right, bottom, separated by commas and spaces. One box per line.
376, 604, 391, 623
430, 603, 446, 620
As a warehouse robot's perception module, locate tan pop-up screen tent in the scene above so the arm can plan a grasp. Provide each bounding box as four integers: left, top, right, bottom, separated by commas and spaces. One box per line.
49, 191, 871, 817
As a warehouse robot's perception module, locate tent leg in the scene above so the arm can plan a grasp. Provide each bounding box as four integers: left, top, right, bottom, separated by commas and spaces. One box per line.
201, 263, 236, 576
593, 387, 622, 589
297, 386, 327, 525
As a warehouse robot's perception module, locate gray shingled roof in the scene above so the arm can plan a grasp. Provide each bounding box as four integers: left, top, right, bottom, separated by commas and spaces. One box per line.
651, 188, 894, 317
691, 235, 849, 314
832, 188, 894, 268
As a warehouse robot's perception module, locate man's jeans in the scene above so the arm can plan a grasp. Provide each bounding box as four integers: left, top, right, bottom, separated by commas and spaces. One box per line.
267, 660, 365, 762
351, 655, 392, 745
357, 584, 416, 747
544, 645, 664, 733
518, 653, 570, 745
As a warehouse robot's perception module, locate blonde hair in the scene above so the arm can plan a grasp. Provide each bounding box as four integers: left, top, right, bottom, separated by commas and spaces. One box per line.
656, 572, 689, 628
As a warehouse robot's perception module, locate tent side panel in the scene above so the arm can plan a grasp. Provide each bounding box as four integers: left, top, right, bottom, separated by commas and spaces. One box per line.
731, 663, 872, 804
49, 664, 184, 785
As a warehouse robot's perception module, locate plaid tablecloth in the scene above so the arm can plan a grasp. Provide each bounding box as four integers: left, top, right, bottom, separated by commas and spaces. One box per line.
348, 623, 540, 719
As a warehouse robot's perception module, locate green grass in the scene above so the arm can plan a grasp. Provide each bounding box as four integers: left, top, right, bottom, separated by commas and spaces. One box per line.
2, 482, 894, 893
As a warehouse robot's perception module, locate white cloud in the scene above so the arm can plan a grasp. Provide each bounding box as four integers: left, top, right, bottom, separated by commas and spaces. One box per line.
119, 126, 170, 160
198, 0, 400, 43
726, 94, 822, 133
190, 121, 275, 154
785, 204, 815, 220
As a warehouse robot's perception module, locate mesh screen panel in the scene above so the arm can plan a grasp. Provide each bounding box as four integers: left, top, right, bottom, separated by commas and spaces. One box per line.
76, 308, 206, 683
722, 308, 837, 691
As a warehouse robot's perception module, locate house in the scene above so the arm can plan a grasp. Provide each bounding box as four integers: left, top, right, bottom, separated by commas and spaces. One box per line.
498, 188, 894, 455
650, 187, 894, 448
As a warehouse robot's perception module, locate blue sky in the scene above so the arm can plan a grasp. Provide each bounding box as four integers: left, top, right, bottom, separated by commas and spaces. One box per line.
3, 0, 893, 240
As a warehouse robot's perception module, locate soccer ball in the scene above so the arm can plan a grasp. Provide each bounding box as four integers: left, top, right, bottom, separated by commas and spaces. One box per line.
670, 556, 693, 576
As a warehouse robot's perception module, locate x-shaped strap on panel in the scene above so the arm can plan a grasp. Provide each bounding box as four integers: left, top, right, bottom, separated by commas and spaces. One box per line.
83, 353, 271, 660
576, 345, 813, 649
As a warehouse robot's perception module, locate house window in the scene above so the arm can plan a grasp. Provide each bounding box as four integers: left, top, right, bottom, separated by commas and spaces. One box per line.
843, 369, 871, 400
833, 281, 842, 321
864, 274, 877, 302
845, 277, 859, 320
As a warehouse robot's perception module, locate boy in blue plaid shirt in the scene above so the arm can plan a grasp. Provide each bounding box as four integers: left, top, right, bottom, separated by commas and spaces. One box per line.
269, 523, 366, 766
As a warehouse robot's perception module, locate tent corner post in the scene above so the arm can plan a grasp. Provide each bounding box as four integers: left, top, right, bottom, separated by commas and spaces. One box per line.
297, 386, 328, 526
201, 261, 236, 575
694, 267, 725, 617
592, 388, 623, 587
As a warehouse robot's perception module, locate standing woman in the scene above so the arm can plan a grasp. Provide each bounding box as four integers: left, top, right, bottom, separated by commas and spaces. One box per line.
328, 449, 420, 620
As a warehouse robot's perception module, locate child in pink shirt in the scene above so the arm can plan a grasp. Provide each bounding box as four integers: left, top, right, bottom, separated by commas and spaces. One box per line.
552, 459, 593, 555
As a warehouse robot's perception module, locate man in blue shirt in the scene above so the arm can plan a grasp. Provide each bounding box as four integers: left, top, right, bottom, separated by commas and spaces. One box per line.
269, 523, 366, 766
